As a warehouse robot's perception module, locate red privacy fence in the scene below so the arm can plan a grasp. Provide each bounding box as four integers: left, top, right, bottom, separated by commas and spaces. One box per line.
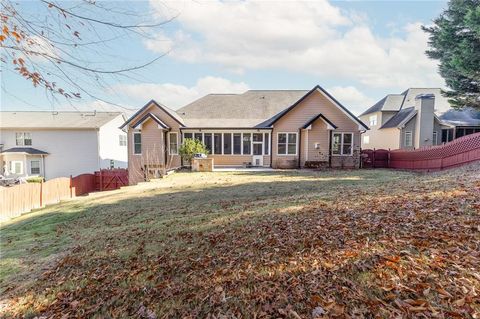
1, 169, 128, 221
362, 132, 480, 171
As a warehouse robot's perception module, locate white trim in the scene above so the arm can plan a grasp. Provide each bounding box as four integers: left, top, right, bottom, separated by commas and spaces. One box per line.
404, 131, 413, 147
15, 132, 32, 146
133, 131, 142, 155
30, 159, 41, 175
233, 132, 242, 155
10, 160, 23, 174
332, 132, 354, 156
182, 130, 273, 156
398, 111, 418, 129
363, 135, 370, 145
168, 132, 179, 155
305, 117, 336, 130
277, 132, 298, 156
119, 134, 127, 146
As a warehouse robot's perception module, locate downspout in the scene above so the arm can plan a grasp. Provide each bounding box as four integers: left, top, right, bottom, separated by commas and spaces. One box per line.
96, 128, 101, 170
42, 155, 46, 179
164, 130, 168, 170
297, 128, 302, 169
180, 128, 184, 167
270, 128, 273, 168
328, 130, 332, 168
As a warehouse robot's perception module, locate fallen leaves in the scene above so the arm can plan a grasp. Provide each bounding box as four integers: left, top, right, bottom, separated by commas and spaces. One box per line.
2, 166, 480, 318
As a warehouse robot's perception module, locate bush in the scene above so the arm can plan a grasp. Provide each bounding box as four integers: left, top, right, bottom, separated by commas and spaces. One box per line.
26, 176, 44, 183
179, 138, 209, 164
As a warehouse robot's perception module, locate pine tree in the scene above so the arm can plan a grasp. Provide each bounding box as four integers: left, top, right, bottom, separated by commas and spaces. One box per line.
423, 0, 480, 109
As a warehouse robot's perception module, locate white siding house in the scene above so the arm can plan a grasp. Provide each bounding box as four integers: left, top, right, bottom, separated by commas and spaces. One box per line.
0, 111, 127, 180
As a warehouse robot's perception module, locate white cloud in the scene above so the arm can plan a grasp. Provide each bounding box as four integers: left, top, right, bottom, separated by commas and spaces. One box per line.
327, 86, 375, 115
114, 76, 249, 108
147, 1, 445, 90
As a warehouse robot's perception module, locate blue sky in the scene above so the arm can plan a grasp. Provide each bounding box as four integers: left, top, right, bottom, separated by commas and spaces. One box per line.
1, 0, 448, 115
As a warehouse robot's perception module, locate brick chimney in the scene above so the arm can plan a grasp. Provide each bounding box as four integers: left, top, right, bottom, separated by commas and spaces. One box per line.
414, 94, 435, 147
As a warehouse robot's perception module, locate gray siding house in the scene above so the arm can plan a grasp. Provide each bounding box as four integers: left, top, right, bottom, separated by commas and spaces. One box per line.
359, 88, 480, 150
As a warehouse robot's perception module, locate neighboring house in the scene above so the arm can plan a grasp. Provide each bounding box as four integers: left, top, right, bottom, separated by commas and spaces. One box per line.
0, 111, 128, 180
121, 85, 368, 185
359, 88, 480, 150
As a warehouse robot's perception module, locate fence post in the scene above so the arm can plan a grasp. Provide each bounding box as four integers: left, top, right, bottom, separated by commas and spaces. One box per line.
373, 148, 376, 169
388, 148, 391, 168
69, 175, 73, 198
99, 170, 103, 191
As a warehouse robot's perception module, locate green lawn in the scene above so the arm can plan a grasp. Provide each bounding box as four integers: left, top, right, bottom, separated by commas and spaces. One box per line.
1, 167, 479, 318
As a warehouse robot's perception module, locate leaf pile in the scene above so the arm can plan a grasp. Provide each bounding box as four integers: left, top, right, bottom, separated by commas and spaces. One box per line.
1, 166, 479, 318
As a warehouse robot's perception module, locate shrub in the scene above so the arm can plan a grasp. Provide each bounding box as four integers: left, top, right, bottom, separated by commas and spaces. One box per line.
179, 138, 209, 164
26, 176, 44, 183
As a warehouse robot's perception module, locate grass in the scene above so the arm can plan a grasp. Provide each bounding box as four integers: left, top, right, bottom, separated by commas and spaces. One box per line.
1, 167, 479, 318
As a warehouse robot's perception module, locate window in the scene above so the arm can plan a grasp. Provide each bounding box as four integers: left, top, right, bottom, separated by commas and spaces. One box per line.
10, 161, 23, 174
214, 133, 222, 154
169, 132, 178, 155
332, 132, 353, 155
194, 133, 203, 142
133, 132, 141, 154
242, 133, 251, 155
252, 133, 263, 155
369, 115, 377, 127
442, 129, 453, 143
119, 135, 127, 146
404, 131, 413, 147
204, 133, 212, 153
233, 133, 242, 154
184, 133, 193, 140
223, 133, 232, 154
16, 132, 32, 146
363, 135, 370, 144
264, 133, 270, 155
30, 160, 40, 175
432, 131, 438, 145
277, 133, 297, 155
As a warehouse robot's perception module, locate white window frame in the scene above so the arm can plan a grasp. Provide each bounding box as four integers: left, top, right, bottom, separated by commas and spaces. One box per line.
168, 132, 179, 155
363, 135, 370, 145
119, 135, 127, 146
30, 160, 40, 175
332, 132, 354, 156
277, 132, 298, 156
432, 131, 438, 145
133, 131, 142, 155
369, 115, 377, 127
264, 132, 270, 155
181, 130, 272, 156
15, 132, 32, 146
405, 131, 413, 147
10, 161, 23, 174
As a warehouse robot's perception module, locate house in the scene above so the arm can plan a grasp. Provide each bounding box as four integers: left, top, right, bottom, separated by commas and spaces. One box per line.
359, 88, 480, 150
120, 85, 368, 185
0, 111, 128, 180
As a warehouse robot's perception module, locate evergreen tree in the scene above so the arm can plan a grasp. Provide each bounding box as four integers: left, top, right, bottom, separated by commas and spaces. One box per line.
423, 0, 480, 109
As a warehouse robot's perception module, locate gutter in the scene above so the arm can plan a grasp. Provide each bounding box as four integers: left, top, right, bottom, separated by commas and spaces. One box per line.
297, 128, 302, 168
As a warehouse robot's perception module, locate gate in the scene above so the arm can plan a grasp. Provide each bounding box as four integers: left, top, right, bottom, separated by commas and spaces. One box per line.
95, 169, 128, 191
361, 149, 390, 168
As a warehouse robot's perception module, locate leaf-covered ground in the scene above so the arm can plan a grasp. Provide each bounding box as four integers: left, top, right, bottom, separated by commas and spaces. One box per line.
1, 166, 479, 318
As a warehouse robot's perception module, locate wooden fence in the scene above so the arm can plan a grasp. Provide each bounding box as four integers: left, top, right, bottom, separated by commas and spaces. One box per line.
0, 169, 128, 222
0, 177, 71, 222
362, 132, 480, 171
